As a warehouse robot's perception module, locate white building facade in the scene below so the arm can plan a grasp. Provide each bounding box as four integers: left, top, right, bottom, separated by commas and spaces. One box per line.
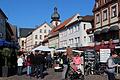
19, 37, 26, 51
25, 23, 52, 51
59, 14, 94, 49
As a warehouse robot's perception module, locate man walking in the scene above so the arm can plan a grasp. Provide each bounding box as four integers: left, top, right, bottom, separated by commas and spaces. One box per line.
106, 51, 120, 80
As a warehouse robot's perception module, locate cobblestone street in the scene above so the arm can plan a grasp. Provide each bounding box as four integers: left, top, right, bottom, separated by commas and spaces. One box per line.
1, 68, 118, 80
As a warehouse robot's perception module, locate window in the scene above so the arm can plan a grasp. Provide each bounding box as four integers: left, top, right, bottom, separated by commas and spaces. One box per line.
75, 37, 80, 43
84, 36, 86, 42
72, 39, 74, 44
103, 10, 107, 21
22, 40, 24, 46
104, 0, 107, 3
40, 29, 42, 33
48, 30, 51, 33
69, 39, 73, 45
76, 25, 79, 31
35, 35, 37, 39
35, 41, 37, 45
96, 14, 100, 23
40, 35, 42, 39
75, 38, 77, 43
78, 37, 80, 43
69, 39, 71, 45
111, 5, 117, 18
73, 27, 75, 32
84, 24, 86, 30
89, 36, 94, 42
44, 35, 47, 38
44, 29, 46, 33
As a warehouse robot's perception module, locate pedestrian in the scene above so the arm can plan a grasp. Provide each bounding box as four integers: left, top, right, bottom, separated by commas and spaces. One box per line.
26, 54, 32, 76
29, 52, 34, 75
46, 53, 52, 68
72, 54, 82, 72
17, 55, 24, 76
61, 53, 69, 80
106, 51, 120, 80
35, 52, 45, 79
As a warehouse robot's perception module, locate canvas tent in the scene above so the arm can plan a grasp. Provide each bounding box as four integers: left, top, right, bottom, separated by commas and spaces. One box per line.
32, 45, 54, 52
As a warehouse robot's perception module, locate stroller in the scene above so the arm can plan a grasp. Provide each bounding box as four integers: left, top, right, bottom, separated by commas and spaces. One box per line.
66, 63, 84, 80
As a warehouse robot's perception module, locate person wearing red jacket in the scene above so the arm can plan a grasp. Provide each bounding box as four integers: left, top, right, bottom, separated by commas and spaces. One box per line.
26, 54, 32, 76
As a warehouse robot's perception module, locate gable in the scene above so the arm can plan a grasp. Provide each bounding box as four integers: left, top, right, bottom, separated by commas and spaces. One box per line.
66, 13, 80, 27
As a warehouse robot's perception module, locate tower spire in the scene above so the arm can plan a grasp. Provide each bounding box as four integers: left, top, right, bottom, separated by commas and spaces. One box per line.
51, 7, 61, 28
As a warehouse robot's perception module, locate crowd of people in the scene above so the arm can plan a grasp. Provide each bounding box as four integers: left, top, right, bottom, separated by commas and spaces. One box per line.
16, 50, 120, 80
17, 51, 52, 79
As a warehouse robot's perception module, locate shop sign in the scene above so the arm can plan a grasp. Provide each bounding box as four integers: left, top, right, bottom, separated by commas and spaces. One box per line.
100, 49, 111, 63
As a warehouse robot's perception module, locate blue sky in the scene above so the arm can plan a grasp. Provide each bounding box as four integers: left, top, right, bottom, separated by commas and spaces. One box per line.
0, 0, 95, 28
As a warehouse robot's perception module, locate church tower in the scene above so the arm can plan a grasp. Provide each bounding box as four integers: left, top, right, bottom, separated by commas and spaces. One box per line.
51, 7, 61, 28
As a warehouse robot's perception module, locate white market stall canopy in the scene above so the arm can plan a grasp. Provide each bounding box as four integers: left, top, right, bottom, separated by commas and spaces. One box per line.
32, 45, 54, 52
55, 49, 83, 53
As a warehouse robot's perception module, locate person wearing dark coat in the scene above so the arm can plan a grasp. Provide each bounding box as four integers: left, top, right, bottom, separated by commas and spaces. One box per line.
35, 52, 45, 79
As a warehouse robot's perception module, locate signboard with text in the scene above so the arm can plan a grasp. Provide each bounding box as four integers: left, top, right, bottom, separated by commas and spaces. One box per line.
100, 49, 111, 63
